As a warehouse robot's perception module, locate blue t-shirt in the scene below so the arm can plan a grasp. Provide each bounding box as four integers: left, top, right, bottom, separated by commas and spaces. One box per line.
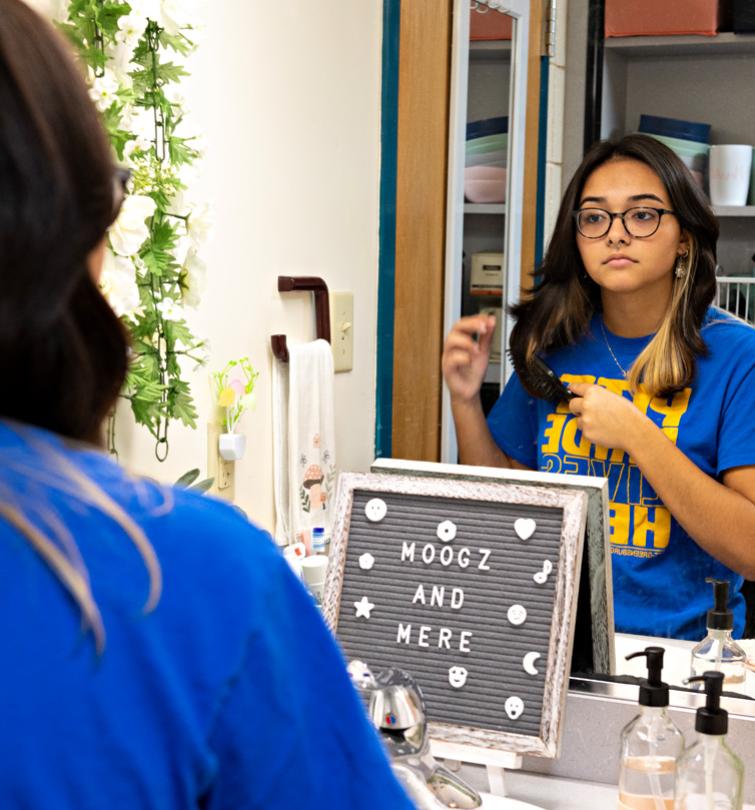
488, 307, 755, 640
0, 422, 413, 809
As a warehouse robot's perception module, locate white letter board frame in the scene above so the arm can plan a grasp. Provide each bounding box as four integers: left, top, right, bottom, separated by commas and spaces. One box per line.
322, 472, 588, 758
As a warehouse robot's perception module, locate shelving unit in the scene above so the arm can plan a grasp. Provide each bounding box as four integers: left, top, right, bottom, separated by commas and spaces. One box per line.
464, 203, 506, 215
599, 30, 755, 284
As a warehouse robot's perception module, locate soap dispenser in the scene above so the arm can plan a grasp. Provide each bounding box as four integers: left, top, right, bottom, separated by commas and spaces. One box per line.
690, 579, 746, 688
618, 646, 685, 810
674, 671, 744, 810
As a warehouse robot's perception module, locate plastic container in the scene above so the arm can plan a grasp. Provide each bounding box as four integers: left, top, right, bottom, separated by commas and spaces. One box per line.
605, 0, 725, 38
464, 166, 507, 203
691, 579, 747, 688
311, 525, 328, 555
617, 647, 685, 810
466, 133, 509, 155
639, 114, 711, 144
466, 116, 508, 140
470, 7, 513, 41
643, 133, 709, 184
465, 151, 507, 169
674, 671, 744, 809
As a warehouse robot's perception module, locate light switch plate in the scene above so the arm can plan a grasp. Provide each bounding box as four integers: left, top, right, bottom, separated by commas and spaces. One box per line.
330, 291, 353, 373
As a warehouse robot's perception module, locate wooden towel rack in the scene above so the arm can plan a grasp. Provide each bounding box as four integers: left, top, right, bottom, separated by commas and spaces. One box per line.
271, 276, 331, 362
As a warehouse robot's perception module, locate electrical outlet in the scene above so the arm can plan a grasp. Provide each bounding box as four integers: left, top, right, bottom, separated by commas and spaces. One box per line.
330, 291, 353, 373
207, 423, 235, 501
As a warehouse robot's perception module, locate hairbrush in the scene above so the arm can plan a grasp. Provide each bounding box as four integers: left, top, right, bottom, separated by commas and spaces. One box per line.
507, 349, 576, 405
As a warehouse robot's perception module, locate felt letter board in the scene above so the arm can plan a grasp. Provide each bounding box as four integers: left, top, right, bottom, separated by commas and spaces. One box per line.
323, 473, 588, 757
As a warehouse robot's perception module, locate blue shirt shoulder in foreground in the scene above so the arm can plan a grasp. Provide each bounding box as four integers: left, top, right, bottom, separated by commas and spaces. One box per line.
0, 421, 413, 810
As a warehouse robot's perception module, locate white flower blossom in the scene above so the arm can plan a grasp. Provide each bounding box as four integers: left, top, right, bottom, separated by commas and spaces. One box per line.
125, 0, 161, 30
116, 12, 146, 46
99, 249, 140, 317
187, 202, 213, 247
109, 194, 157, 257
156, 297, 182, 321
89, 71, 120, 112
22, 0, 68, 22
161, 0, 199, 35
181, 247, 206, 309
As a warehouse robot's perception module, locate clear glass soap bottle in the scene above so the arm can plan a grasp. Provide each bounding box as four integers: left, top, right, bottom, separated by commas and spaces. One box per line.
690, 579, 746, 689
674, 671, 744, 810
618, 647, 685, 810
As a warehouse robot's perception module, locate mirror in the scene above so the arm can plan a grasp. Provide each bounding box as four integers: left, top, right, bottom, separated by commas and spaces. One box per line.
383, 0, 755, 703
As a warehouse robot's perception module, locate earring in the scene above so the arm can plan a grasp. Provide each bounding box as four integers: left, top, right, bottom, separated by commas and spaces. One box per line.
675, 253, 689, 279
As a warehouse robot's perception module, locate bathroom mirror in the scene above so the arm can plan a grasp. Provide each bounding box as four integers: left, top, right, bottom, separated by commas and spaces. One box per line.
380, 0, 755, 704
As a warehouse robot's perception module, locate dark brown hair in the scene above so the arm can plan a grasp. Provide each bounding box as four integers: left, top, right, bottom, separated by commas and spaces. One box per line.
510, 133, 719, 397
0, 0, 129, 443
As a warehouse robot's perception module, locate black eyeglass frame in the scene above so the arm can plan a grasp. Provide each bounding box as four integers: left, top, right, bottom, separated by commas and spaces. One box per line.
572, 206, 676, 239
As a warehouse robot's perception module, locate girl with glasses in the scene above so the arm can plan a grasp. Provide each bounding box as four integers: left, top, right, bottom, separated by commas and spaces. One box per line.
443, 133, 755, 642
0, 2, 413, 807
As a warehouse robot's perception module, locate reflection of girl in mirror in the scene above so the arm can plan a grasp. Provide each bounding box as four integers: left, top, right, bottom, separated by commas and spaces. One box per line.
442, 134, 755, 641
0, 2, 412, 806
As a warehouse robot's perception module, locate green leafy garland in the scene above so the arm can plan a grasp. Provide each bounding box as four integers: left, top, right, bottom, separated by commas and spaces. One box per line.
51, 0, 208, 460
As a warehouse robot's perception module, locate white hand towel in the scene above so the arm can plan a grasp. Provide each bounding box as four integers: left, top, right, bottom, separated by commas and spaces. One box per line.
272, 339, 337, 550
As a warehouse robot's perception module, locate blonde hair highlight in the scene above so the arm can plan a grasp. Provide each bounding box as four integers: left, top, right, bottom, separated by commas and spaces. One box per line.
627, 241, 697, 397
5, 437, 162, 653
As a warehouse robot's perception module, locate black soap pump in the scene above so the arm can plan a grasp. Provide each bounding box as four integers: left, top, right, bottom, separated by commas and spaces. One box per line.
690, 579, 746, 688
675, 671, 744, 809
618, 647, 684, 809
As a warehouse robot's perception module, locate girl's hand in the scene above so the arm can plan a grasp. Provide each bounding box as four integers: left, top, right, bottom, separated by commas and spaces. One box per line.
441, 314, 496, 405
567, 382, 648, 453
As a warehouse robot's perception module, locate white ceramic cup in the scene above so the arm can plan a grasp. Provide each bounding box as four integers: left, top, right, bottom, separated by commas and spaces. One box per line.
300, 554, 329, 603
709, 145, 753, 207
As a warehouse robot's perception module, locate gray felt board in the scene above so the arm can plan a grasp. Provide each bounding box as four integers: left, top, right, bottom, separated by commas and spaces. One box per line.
370, 457, 614, 676
335, 490, 565, 739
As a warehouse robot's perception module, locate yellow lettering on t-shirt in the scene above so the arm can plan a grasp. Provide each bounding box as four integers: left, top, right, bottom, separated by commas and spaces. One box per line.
632, 505, 671, 550
561, 416, 592, 457
542, 413, 568, 454
609, 502, 631, 546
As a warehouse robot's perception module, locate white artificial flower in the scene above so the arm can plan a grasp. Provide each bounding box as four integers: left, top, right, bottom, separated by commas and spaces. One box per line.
121, 106, 156, 145
109, 194, 157, 257
99, 249, 140, 317
116, 12, 146, 46
161, 0, 199, 35
163, 81, 188, 111
89, 71, 120, 112
173, 235, 192, 267
123, 133, 154, 164
181, 247, 206, 309
126, 0, 161, 30
156, 297, 182, 321
22, 0, 68, 22
187, 202, 213, 247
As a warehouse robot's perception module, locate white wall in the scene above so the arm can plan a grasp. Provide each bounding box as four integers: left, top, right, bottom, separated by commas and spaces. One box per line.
117, 0, 384, 533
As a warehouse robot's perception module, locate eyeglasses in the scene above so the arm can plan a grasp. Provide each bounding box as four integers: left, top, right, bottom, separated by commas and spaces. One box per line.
573, 206, 676, 239
111, 167, 132, 223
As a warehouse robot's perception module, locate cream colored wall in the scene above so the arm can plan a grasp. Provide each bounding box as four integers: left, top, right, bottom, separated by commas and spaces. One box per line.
117, 0, 384, 533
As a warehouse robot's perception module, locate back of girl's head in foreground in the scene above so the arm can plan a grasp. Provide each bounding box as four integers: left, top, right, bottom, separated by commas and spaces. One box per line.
0, 0, 128, 445
510, 133, 719, 396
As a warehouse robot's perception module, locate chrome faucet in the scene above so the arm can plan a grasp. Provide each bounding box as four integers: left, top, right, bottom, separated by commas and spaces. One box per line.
348, 661, 482, 809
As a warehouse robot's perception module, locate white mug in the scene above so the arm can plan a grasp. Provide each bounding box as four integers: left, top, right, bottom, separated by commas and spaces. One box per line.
709, 145, 753, 207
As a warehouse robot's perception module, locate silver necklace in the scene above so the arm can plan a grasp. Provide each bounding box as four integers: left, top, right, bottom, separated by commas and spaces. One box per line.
599, 318, 629, 378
